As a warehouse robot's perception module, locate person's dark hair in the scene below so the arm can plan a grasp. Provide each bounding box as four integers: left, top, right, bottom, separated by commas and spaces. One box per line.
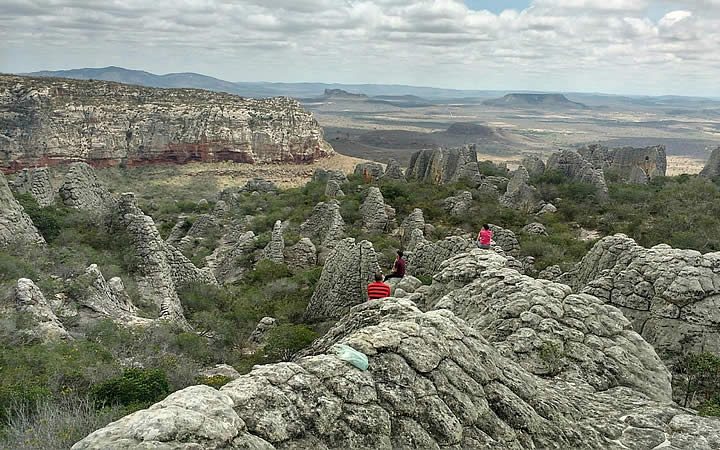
374, 271, 384, 282
397, 250, 404, 258
482, 224, 490, 230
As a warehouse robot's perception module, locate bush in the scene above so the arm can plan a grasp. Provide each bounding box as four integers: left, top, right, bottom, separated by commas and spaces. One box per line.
13, 193, 66, 243
247, 260, 291, 284
91, 368, 169, 407
675, 352, 720, 408
198, 375, 233, 390
263, 325, 317, 361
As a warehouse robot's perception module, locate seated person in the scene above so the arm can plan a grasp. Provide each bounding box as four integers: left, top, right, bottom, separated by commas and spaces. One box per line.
477, 224, 492, 249
385, 250, 406, 280
367, 272, 391, 300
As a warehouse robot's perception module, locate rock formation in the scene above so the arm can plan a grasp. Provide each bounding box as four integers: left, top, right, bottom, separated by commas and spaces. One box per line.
546, 150, 609, 200
284, 238, 317, 271
59, 162, 118, 218
578, 144, 667, 182
206, 225, 258, 284
400, 208, 425, 247
10, 278, 70, 342
354, 162, 384, 182
311, 168, 348, 185
199, 364, 241, 381
304, 238, 380, 321
699, 146, 720, 178
522, 222, 548, 236
299, 200, 345, 246
519, 155, 545, 178
247, 317, 278, 346
537, 203, 557, 215
240, 177, 278, 194
378, 159, 405, 182
405, 145, 482, 185
500, 165, 543, 213
442, 191, 473, 217
0, 171, 45, 248
406, 229, 475, 277
489, 224, 520, 254
577, 144, 611, 170
324, 179, 345, 198
538, 265, 563, 281
359, 187, 389, 233
629, 166, 649, 184
75, 295, 720, 449
561, 234, 720, 364
10, 167, 55, 206
177, 214, 219, 252
0, 74, 333, 171
262, 220, 285, 264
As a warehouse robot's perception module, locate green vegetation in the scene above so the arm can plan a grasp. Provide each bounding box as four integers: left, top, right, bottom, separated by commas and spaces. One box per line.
91, 368, 169, 408
675, 352, 720, 414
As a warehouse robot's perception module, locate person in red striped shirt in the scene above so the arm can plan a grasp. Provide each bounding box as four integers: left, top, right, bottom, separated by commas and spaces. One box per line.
367, 272, 391, 300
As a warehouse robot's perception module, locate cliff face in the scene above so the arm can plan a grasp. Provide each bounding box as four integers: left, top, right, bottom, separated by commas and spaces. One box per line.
0, 75, 333, 172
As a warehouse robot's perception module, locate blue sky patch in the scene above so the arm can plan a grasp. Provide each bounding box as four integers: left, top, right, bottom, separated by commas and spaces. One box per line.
465, 0, 531, 13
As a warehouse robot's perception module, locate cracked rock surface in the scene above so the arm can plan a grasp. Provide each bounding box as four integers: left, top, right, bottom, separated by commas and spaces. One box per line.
500, 165, 543, 213
360, 187, 389, 233
0, 171, 45, 248
300, 200, 345, 247
59, 162, 117, 218
10, 167, 55, 206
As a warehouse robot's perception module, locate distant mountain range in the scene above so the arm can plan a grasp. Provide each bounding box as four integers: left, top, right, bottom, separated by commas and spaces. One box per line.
483, 93, 588, 109
16, 66, 720, 107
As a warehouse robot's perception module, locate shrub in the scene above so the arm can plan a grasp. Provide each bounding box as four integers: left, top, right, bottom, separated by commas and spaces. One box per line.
675, 352, 720, 408
247, 260, 291, 284
263, 324, 317, 361
13, 193, 66, 242
91, 368, 169, 407
198, 375, 233, 390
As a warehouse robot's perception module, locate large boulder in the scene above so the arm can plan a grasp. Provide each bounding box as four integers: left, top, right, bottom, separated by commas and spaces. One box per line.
59, 162, 117, 218
75, 297, 720, 449
262, 220, 285, 264
405, 145, 481, 185
304, 238, 380, 321
546, 150, 609, 200
354, 162, 384, 182
360, 187, 389, 233
500, 165, 543, 213
488, 224, 520, 254
699, 146, 720, 178
300, 200, 345, 247
577, 144, 667, 183
177, 214, 219, 252
0, 171, 45, 248
442, 191, 473, 217
10, 167, 55, 206
400, 208, 425, 247
240, 177, 278, 194
284, 238, 317, 271
378, 159, 405, 182
561, 234, 720, 365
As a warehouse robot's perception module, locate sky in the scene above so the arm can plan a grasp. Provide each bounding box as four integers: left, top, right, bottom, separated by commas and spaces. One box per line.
1, 0, 720, 96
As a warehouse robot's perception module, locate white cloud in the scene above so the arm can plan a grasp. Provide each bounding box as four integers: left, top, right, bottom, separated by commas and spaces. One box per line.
1, 0, 719, 96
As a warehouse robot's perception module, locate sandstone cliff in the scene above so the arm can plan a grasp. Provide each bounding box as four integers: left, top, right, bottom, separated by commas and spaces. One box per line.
0, 75, 333, 172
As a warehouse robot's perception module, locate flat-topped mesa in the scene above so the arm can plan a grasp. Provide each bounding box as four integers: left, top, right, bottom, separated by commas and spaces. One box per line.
0, 171, 45, 248
0, 74, 334, 172
578, 144, 667, 184
405, 145, 482, 185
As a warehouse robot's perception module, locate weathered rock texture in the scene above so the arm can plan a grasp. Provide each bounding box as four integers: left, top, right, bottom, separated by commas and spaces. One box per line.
75, 296, 720, 449
489, 224, 520, 254
304, 238, 380, 321
406, 228, 475, 277
206, 225, 258, 284
311, 168, 348, 185
0, 171, 45, 248
405, 145, 481, 185
400, 208, 425, 247
284, 238, 317, 271
240, 177, 278, 194
578, 144, 667, 182
300, 200, 345, 246
353, 162, 384, 182
379, 159, 405, 182
519, 155, 545, 178
0, 75, 333, 172
546, 150, 609, 200
562, 234, 720, 364
522, 222, 548, 236
442, 191, 473, 217
10, 167, 55, 206
10, 278, 70, 342
500, 165, 543, 213
699, 146, 720, 178
262, 220, 285, 264
360, 187, 389, 233
247, 317, 278, 346
324, 179, 344, 198
177, 214, 218, 252
59, 162, 117, 217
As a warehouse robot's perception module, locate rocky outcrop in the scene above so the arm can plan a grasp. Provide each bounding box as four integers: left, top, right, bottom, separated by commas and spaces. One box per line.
0, 171, 45, 248
10, 278, 70, 342
519, 155, 545, 178
489, 224, 520, 254
206, 225, 258, 284
538, 265, 563, 281
578, 144, 667, 182
177, 214, 218, 251
500, 165, 543, 213
354, 162, 384, 182
406, 229, 475, 277
76, 296, 720, 449
379, 159, 405, 182
247, 317, 278, 346
59, 162, 117, 218
324, 179, 344, 198
262, 220, 285, 264
360, 187, 389, 233
522, 222, 548, 236
199, 364, 242, 381
537, 203, 557, 215
699, 146, 720, 178
546, 150, 609, 200
304, 238, 380, 321
442, 191, 473, 217
577, 144, 611, 170
561, 234, 720, 364
405, 145, 481, 185
284, 238, 317, 271
299, 200, 345, 246
240, 177, 278, 194
10, 167, 55, 206
311, 168, 348, 185
0, 74, 333, 172
400, 208, 425, 247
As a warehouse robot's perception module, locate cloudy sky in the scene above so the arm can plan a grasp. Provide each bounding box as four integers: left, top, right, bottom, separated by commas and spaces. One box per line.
2, 0, 720, 96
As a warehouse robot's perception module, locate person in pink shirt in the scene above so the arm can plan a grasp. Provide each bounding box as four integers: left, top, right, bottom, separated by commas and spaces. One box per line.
477, 224, 492, 249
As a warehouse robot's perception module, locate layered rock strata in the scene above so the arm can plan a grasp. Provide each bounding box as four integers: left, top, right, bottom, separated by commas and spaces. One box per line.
0, 74, 333, 171
10, 167, 55, 206
0, 171, 45, 248
405, 145, 482, 185
299, 200, 345, 246
304, 238, 380, 321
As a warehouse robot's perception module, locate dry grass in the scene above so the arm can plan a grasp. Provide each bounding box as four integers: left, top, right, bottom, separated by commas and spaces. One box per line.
666, 156, 705, 176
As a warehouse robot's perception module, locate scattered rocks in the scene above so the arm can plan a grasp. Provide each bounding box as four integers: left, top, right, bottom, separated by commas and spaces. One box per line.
284, 238, 317, 271
699, 146, 720, 178
405, 145, 482, 185
262, 220, 285, 264
546, 149, 609, 200
0, 171, 45, 248
11, 167, 55, 206
59, 162, 117, 218
354, 162, 384, 182
442, 191, 473, 217
500, 166, 544, 213
304, 238, 380, 321
300, 200, 345, 246
360, 187, 390, 233
522, 222, 548, 236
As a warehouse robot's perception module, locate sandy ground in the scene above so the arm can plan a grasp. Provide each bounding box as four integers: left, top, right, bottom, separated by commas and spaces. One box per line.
666, 156, 705, 176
